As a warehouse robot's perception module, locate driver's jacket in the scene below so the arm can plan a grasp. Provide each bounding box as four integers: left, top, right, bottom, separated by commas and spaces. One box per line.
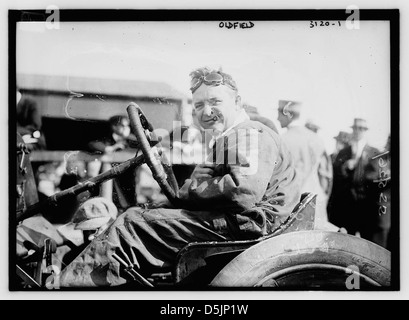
180, 119, 301, 238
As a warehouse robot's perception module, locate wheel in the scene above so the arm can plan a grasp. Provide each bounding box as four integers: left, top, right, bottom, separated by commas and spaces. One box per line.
210, 230, 391, 289
126, 103, 181, 206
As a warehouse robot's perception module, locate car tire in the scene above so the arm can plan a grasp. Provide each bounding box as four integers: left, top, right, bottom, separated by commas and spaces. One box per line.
210, 230, 391, 289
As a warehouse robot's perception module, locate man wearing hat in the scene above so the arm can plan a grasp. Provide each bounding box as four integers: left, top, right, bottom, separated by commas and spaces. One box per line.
305, 119, 321, 134
242, 102, 279, 134
59, 67, 300, 287
277, 100, 336, 232
330, 131, 352, 163
87, 115, 140, 209
328, 118, 380, 240
304, 118, 333, 202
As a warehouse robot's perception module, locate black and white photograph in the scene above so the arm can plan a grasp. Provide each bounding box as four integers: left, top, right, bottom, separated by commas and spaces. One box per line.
8, 6, 401, 300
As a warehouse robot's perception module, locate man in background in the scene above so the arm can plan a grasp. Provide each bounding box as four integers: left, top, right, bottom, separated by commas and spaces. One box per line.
330, 131, 352, 163
328, 118, 380, 240
277, 100, 337, 231
16, 91, 47, 151
305, 118, 334, 204
88, 115, 140, 209
305, 118, 320, 133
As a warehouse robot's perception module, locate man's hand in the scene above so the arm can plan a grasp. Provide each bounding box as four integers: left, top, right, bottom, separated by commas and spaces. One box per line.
177, 164, 217, 200
190, 163, 216, 181
345, 159, 357, 170
341, 159, 357, 174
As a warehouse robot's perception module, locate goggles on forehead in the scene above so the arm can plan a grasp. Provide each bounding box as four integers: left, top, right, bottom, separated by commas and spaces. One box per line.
190, 71, 238, 93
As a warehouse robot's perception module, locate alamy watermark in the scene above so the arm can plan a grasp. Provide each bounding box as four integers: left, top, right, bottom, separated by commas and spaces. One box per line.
346, 5, 360, 30
45, 5, 60, 29
154, 121, 260, 175
345, 265, 361, 289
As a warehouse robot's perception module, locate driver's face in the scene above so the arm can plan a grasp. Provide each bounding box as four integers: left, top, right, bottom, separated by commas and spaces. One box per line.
192, 84, 241, 133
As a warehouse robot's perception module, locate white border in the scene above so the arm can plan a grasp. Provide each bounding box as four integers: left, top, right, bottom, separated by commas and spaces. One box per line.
2, 0, 408, 301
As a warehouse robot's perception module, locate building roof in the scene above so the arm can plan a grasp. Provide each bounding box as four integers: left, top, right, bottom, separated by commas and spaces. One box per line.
17, 73, 188, 101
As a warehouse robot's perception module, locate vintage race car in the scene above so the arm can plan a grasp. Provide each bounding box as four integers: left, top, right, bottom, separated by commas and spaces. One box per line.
14, 103, 391, 290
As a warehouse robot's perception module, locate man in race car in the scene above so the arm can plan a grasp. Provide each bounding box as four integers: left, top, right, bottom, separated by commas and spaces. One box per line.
59, 66, 301, 287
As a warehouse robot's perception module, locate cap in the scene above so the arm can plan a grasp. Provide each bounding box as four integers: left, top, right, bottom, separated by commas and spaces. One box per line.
73, 197, 118, 231
351, 118, 368, 130
305, 119, 320, 132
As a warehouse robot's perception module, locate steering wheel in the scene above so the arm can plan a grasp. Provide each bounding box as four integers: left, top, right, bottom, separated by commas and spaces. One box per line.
126, 102, 181, 206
